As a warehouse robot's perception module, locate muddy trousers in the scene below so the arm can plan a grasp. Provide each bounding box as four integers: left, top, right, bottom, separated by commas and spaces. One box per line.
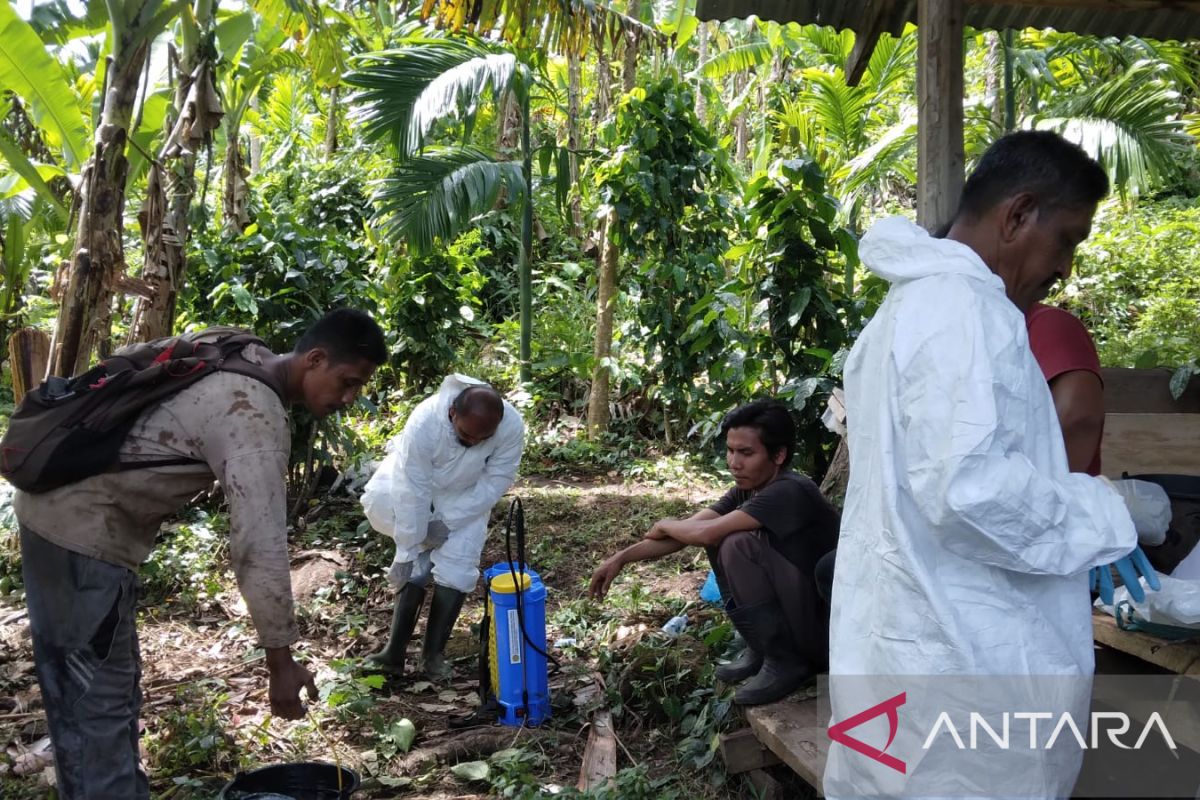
20, 525, 148, 800
707, 530, 830, 670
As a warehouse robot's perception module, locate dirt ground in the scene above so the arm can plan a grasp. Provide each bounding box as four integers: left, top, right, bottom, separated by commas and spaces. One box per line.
0, 476, 804, 799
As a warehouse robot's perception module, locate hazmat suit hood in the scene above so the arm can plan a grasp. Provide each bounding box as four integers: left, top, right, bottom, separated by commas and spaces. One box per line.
859, 215, 1005, 291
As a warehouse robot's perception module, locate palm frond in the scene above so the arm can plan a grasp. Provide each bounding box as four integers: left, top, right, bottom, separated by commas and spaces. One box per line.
798, 68, 869, 160
347, 38, 516, 156
833, 111, 917, 201
372, 146, 526, 254
1030, 63, 1193, 198
695, 41, 772, 80
798, 25, 853, 67
863, 28, 917, 100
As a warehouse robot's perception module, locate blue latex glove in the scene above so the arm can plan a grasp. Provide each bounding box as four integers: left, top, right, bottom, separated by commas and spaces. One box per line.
1090, 546, 1161, 604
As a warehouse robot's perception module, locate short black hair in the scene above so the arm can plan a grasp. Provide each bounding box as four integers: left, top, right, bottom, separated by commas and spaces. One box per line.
452, 385, 503, 419
954, 130, 1109, 222
294, 309, 387, 365
720, 399, 796, 464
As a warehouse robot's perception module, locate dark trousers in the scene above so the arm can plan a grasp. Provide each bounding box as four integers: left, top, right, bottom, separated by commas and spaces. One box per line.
707, 531, 830, 670
815, 549, 836, 604
20, 525, 148, 800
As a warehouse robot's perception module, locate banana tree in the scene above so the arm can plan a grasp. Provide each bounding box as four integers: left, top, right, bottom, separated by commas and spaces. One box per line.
346, 36, 537, 380
128, 0, 234, 341
41, 0, 188, 375
216, 24, 302, 233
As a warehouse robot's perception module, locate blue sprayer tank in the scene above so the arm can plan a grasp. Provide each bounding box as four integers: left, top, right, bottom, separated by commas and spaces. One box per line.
484, 562, 550, 726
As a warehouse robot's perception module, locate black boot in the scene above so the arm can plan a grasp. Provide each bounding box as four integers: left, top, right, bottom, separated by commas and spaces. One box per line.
729, 602, 816, 706
715, 644, 763, 683
716, 603, 761, 683
422, 584, 467, 680
365, 583, 426, 674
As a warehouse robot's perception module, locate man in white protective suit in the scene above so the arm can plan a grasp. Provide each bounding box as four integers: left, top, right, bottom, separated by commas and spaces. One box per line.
360, 374, 524, 679
824, 132, 1144, 799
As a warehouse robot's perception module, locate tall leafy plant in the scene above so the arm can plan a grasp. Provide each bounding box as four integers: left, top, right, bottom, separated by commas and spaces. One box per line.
594, 76, 737, 443
732, 157, 867, 473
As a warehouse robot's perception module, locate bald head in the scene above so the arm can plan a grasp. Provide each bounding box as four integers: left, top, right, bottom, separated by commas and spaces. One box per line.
449, 385, 503, 447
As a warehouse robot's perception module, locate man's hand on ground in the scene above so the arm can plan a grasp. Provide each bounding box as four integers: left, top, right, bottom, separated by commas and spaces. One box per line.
588, 557, 623, 600
265, 647, 318, 720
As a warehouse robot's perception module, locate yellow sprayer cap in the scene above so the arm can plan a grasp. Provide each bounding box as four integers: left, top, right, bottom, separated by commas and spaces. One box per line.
490, 571, 532, 594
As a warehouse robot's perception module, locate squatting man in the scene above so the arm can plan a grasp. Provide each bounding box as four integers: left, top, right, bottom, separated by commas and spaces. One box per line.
361, 374, 524, 678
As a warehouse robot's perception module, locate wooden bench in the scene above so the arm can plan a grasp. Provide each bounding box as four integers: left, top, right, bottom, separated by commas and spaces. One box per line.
745, 692, 829, 796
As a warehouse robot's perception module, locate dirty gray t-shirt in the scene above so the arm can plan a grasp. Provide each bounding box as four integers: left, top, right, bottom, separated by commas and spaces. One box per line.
14, 345, 296, 647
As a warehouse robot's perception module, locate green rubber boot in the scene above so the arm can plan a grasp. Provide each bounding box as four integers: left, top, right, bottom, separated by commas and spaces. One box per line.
365, 583, 426, 675
422, 584, 467, 680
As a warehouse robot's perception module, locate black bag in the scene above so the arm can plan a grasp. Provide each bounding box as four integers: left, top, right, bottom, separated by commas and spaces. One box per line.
0, 329, 283, 493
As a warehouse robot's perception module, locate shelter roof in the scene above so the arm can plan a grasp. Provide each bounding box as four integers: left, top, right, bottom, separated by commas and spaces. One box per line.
696, 1, 1200, 42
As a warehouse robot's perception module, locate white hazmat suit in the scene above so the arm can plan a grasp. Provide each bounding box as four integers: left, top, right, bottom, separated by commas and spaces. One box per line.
824, 218, 1137, 799
361, 374, 524, 593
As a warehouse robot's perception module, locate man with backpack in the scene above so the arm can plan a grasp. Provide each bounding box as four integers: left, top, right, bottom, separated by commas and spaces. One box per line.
9, 308, 387, 799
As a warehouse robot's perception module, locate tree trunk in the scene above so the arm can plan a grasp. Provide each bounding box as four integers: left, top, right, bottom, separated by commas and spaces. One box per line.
325, 85, 339, 157
985, 31, 1002, 130
51, 38, 151, 376
566, 48, 583, 237
130, 63, 195, 342
734, 72, 748, 166
1003, 29, 1016, 132
518, 83, 533, 383
695, 22, 708, 124
249, 94, 263, 173
592, 28, 612, 137
129, 162, 182, 342
587, 208, 619, 436
496, 88, 521, 154
222, 124, 250, 233
129, 0, 220, 342
622, 31, 639, 95
819, 438, 851, 507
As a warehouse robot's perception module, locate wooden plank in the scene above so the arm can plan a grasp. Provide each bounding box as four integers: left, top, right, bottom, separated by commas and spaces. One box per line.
719, 728, 781, 774
577, 710, 617, 790
7, 327, 50, 404
1100, 413, 1200, 478
746, 695, 829, 796
1092, 612, 1200, 676
1102, 367, 1200, 415
916, 0, 965, 232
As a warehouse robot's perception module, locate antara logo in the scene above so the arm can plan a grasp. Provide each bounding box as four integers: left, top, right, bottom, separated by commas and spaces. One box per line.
827, 691, 908, 774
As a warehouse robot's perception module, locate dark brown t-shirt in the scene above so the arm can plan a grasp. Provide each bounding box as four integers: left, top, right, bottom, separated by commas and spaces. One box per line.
709, 471, 840, 574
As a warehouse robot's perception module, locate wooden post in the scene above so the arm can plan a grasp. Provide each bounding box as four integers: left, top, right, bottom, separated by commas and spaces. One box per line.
916, 0, 964, 232
7, 328, 50, 404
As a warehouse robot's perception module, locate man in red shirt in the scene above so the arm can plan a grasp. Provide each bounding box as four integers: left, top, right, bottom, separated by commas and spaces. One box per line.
1026, 303, 1105, 474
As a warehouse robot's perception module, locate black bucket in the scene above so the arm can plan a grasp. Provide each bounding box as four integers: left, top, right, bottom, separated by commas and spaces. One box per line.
1123, 473, 1200, 575
217, 762, 360, 800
